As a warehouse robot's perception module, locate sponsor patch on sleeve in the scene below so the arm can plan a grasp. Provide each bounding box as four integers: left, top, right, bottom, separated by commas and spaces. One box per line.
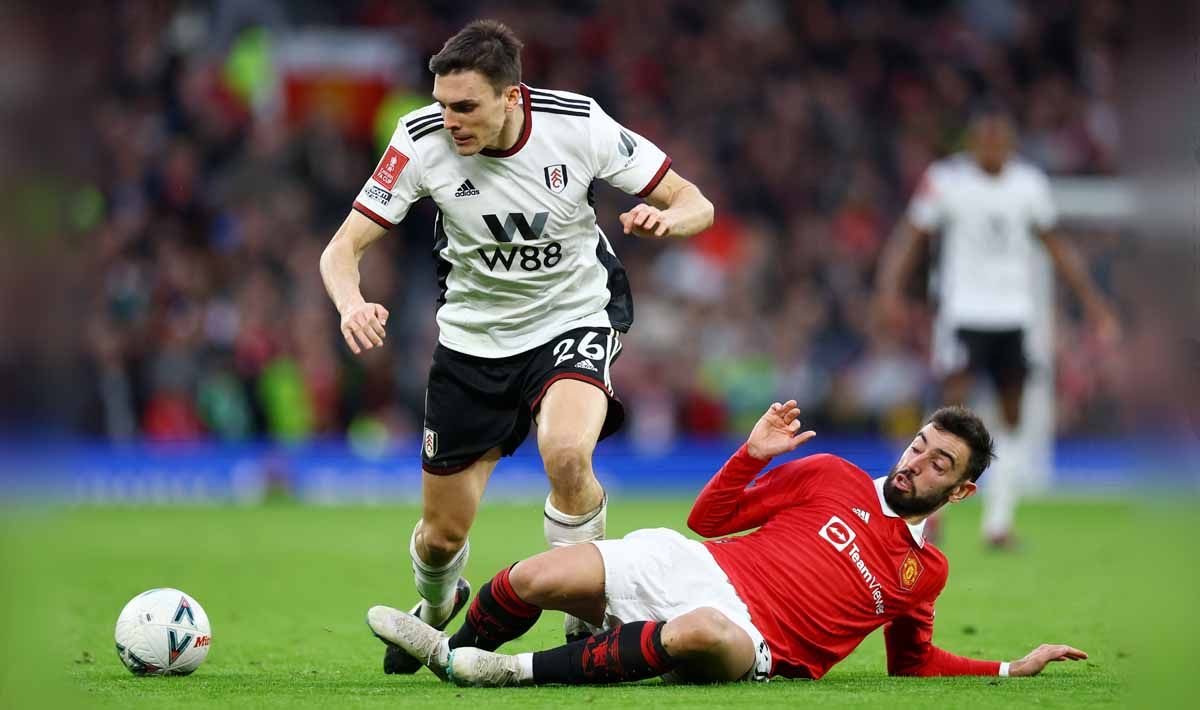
372, 146, 409, 190
365, 185, 392, 206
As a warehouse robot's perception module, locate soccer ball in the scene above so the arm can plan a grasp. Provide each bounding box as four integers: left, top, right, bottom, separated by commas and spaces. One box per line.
114, 588, 212, 675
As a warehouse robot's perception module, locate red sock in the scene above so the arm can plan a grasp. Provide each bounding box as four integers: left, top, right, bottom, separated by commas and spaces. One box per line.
449, 567, 540, 651
531, 621, 675, 684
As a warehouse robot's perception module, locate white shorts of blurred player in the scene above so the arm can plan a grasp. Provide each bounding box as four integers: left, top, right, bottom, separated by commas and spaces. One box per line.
591, 527, 772, 682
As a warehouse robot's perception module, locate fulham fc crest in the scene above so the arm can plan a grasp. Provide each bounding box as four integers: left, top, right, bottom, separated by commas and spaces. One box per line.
423, 428, 438, 458
544, 164, 568, 194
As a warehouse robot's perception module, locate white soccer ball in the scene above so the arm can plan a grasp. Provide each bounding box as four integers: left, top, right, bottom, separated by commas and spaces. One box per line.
114, 588, 212, 676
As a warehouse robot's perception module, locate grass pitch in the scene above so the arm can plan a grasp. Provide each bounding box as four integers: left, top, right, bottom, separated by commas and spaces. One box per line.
2, 495, 1196, 708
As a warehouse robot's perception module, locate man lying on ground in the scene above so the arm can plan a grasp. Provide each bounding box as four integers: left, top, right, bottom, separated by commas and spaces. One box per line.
368, 400, 1087, 686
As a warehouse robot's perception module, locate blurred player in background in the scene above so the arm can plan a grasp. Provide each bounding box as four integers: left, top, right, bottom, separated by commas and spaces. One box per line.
875, 105, 1120, 548
319, 20, 714, 672
368, 400, 1087, 686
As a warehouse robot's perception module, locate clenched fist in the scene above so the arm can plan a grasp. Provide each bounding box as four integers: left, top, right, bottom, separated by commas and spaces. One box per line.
341, 302, 389, 354
619, 204, 678, 238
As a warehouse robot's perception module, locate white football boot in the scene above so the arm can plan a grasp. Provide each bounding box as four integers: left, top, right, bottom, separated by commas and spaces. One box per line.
367, 606, 451, 681
446, 647, 526, 687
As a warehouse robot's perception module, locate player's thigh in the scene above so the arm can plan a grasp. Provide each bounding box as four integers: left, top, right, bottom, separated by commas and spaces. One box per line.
419, 448, 500, 550
509, 543, 607, 624
536, 379, 608, 461
525, 327, 627, 473
661, 607, 757, 682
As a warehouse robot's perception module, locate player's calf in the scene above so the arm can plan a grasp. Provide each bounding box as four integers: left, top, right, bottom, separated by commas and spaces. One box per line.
448, 566, 541, 651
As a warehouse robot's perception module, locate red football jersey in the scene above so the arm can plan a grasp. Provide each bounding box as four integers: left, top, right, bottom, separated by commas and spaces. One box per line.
690, 445, 1001, 679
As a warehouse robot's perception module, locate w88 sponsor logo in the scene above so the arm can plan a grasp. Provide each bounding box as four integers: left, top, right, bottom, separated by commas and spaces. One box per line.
478, 243, 563, 272
476, 211, 563, 271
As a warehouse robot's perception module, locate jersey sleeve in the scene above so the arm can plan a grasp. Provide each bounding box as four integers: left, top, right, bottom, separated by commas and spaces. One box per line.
885, 594, 1003, 676
588, 101, 672, 198
352, 122, 427, 229
687, 450, 825, 537
906, 166, 945, 232
1028, 169, 1057, 232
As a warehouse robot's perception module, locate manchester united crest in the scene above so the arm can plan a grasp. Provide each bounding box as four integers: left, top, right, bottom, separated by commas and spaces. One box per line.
543, 164, 568, 194
899, 549, 923, 591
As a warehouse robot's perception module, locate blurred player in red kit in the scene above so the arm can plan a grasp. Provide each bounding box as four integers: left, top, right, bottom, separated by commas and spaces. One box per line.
368, 400, 1087, 685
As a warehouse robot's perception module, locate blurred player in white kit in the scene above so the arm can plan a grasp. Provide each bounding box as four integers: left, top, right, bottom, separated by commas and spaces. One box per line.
876, 105, 1119, 548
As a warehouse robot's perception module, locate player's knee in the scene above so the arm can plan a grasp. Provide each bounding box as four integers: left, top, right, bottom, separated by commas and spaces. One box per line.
418, 521, 469, 561
508, 558, 556, 606
665, 607, 737, 656
540, 439, 593, 485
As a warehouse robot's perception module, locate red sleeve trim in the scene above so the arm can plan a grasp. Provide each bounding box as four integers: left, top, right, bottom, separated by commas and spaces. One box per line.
353, 201, 396, 229
530, 372, 609, 413
636, 156, 672, 198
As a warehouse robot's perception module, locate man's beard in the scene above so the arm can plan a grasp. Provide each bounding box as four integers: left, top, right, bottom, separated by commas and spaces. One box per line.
882, 465, 955, 517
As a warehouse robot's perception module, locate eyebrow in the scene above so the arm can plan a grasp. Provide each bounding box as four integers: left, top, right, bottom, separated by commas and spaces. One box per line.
916, 432, 958, 468
432, 97, 476, 110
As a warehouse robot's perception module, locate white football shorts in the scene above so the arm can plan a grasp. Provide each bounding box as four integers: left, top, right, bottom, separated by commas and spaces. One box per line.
591, 527, 772, 682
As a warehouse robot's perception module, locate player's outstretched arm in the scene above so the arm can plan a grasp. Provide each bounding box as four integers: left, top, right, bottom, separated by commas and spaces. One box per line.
1039, 229, 1121, 345
619, 169, 713, 239
1007, 643, 1089, 677
886, 602, 1087, 678
319, 210, 391, 355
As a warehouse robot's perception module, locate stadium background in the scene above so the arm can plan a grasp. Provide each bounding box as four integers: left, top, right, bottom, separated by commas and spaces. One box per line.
0, 0, 1196, 707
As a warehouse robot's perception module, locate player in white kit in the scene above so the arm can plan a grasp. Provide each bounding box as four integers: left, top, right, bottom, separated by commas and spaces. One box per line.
318, 20, 714, 672
875, 105, 1119, 548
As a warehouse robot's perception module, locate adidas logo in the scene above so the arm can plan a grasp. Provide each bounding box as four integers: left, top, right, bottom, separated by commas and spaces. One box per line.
852, 507, 870, 524
454, 179, 480, 197
574, 360, 598, 372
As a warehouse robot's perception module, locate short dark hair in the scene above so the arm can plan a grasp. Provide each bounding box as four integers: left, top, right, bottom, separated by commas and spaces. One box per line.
428, 20, 523, 95
928, 406, 995, 482
967, 98, 1015, 127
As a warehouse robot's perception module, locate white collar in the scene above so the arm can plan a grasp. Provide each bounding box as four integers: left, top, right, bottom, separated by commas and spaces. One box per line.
874, 476, 926, 548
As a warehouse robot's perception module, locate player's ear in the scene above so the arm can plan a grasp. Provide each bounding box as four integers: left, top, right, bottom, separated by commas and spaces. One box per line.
504, 84, 520, 111
947, 480, 977, 504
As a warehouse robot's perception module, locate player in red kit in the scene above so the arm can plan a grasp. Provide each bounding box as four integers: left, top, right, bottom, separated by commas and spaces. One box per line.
367, 400, 1087, 686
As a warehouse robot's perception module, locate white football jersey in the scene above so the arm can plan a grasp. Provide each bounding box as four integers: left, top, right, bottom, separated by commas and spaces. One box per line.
353, 84, 671, 358
907, 153, 1057, 329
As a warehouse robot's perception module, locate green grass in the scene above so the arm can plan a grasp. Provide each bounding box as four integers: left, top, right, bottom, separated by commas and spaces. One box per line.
2, 496, 1197, 708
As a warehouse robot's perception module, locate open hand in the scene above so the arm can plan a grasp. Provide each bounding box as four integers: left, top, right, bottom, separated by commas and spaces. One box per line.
1008, 644, 1088, 677
340, 302, 389, 354
746, 400, 816, 461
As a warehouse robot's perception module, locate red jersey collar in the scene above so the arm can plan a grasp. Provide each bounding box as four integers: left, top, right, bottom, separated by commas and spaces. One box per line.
874, 476, 927, 547
481, 84, 532, 158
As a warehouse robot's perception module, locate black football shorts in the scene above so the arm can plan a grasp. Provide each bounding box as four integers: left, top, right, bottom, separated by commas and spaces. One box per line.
421, 326, 625, 474
954, 327, 1030, 391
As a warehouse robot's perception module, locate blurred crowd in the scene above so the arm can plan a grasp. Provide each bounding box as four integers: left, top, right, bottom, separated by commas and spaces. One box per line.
30, 0, 1154, 444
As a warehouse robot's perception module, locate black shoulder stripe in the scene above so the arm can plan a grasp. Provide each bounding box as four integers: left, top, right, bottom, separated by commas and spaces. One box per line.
530, 105, 589, 118
529, 98, 591, 115
527, 89, 589, 109
411, 124, 445, 141
405, 111, 441, 127
407, 115, 443, 135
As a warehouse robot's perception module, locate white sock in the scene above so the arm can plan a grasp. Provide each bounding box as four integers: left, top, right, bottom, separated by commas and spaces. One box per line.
409, 520, 468, 625
543, 493, 607, 548
516, 652, 534, 682
982, 427, 1021, 539
545, 494, 607, 635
